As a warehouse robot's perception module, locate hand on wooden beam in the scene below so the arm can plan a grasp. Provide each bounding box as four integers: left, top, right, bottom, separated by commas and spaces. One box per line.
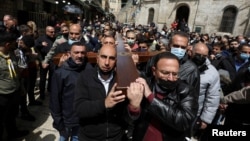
126, 81, 144, 110
105, 83, 126, 109
136, 77, 152, 98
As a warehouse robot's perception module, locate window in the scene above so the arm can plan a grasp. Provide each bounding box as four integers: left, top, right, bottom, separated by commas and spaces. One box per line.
148, 8, 154, 24
219, 7, 237, 33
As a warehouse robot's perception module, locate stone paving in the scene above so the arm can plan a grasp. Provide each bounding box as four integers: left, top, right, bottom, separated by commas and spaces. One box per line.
15, 94, 60, 141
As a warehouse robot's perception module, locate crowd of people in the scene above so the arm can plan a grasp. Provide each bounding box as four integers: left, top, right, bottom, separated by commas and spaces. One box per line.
0, 13, 250, 141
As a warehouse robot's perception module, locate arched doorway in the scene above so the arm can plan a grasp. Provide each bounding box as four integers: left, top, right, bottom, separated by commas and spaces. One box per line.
219, 7, 237, 33
176, 5, 189, 30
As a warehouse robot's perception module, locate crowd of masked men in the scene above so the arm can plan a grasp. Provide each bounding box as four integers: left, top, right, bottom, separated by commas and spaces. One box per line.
0, 13, 250, 141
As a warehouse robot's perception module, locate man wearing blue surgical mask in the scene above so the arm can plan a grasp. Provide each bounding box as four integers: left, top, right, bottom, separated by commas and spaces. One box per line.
124, 30, 139, 52
229, 43, 250, 92
224, 43, 250, 130
53, 24, 94, 67
168, 32, 200, 95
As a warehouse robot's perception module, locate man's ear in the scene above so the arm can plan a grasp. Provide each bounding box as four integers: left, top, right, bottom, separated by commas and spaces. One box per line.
152, 66, 156, 76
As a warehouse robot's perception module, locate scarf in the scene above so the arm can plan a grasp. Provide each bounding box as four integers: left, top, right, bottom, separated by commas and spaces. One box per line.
0, 51, 17, 78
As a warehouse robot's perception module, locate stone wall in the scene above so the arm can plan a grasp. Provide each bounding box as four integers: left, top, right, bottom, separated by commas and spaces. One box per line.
0, 0, 17, 20
127, 0, 250, 36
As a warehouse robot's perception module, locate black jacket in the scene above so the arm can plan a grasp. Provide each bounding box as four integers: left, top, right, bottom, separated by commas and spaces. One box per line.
74, 66, 134, 141
50, 57, 92, 131
143, 53, 200, 95
133, 79, 198, 141
35, 35, 55, 60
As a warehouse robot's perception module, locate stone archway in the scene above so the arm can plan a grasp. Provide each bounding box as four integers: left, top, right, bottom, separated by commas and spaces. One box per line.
176, 5, 189, 30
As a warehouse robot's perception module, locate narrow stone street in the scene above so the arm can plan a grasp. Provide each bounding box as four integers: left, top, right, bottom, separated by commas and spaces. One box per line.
15, 93, 60, 141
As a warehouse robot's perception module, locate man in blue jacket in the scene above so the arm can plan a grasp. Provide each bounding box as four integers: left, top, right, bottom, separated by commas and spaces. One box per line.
50, 42, 92, 141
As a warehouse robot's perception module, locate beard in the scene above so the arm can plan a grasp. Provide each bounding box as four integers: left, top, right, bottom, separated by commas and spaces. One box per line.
99, 69, 113, 75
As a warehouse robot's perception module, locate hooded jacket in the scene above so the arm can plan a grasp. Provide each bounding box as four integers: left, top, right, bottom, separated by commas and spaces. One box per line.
50, 57, 92, 131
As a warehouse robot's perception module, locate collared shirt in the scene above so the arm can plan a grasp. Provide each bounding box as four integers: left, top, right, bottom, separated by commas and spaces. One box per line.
98, 72, 113, 95
235, 57, 248, 72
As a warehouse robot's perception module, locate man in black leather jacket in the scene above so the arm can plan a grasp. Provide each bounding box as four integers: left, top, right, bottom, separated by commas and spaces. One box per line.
143, 31, 200, 96
134, 52, 198, 141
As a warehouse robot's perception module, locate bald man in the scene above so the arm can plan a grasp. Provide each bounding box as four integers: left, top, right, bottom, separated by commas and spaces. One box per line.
35, 26, 56, 100
53, 24, 94, 62
74, 45, 143, 141
191, 43, 221, 139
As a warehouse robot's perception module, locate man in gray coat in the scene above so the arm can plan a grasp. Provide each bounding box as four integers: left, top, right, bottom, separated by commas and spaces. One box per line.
191, 43, 221, 140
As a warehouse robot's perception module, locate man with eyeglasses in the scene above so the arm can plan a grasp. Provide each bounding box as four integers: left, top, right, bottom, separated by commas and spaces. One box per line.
35, 26, 56, 100
190, 43, 221, 140
132, 52, 198, 141
144, 31, 200, 97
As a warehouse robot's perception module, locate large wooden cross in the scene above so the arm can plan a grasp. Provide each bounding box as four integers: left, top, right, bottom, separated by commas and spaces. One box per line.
53, 34, 160, 92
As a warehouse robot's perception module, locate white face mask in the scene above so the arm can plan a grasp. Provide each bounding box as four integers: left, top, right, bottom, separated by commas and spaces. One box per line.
127, 39, 135, 45
68, 39, 80, 45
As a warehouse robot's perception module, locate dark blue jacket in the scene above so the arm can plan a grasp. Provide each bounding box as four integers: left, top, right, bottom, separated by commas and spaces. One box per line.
50, 57, 92, 131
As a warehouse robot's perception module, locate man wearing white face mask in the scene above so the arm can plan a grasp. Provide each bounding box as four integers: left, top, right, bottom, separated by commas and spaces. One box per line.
53, 24, 94, 67
124, 30, 139, 52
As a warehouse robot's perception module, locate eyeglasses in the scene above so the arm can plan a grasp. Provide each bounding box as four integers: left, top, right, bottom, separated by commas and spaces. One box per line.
49, 31, 55, 33
172, 44, 186, 49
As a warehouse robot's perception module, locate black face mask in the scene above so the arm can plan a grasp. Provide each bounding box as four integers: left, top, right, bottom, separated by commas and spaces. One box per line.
62, 33, 69, 39
155, 44, 161, 51
148, 39, 154, 44
157, 78, 178, 91
198, 64, 208, 72
192, 54, 206, 66
229, 47, 237, 53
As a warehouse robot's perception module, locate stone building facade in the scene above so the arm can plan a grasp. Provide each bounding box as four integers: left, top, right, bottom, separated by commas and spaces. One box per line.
117, 0, 250, 36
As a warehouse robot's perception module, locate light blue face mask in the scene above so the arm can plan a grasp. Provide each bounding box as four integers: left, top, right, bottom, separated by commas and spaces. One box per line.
127, 39, 135, 46
170, 47, 186, 59
68, 39, 79, 45
240, 53, 250, 60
